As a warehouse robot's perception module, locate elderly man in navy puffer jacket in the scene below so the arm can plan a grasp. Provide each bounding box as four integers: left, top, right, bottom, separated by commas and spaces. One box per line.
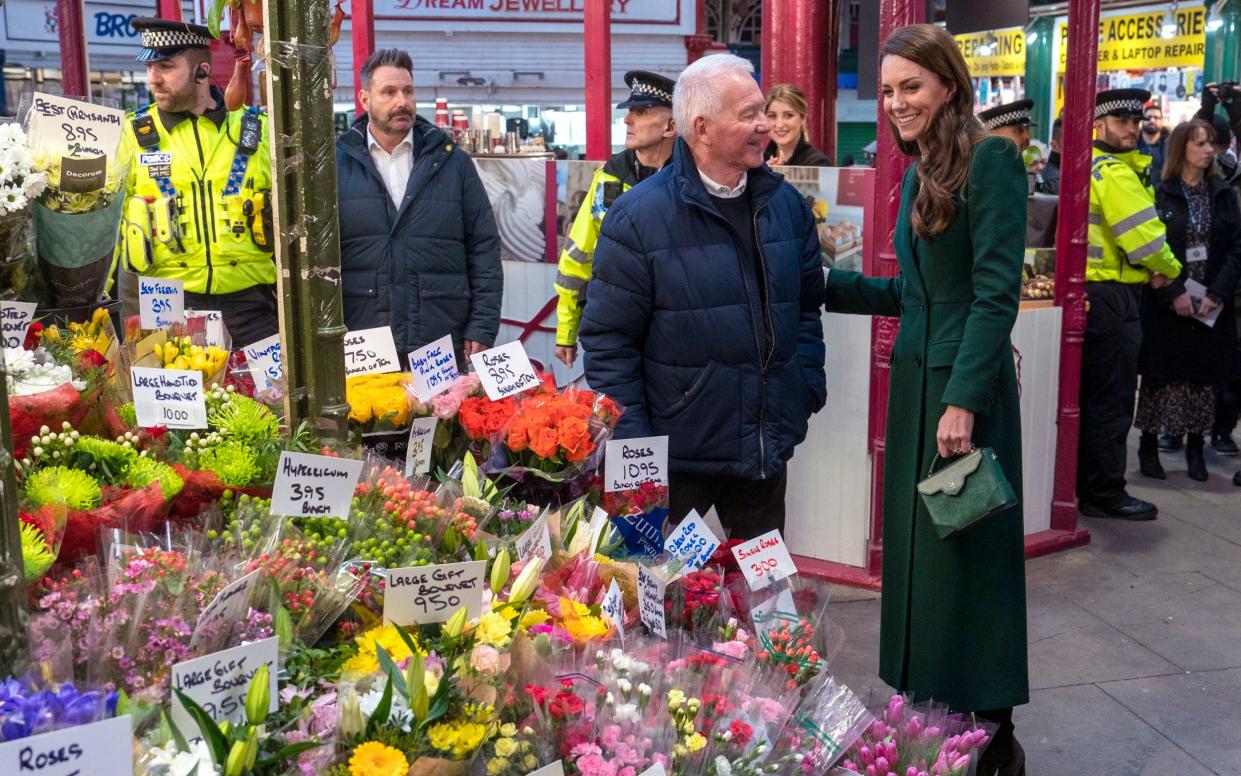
580, 54, 826, 539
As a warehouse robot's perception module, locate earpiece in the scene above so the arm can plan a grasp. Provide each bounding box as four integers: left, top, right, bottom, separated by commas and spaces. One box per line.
195, 66, 209, 81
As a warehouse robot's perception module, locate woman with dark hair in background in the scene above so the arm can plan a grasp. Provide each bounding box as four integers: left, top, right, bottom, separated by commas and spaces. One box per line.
763, 83, 833, 166
821, 23, 1028, 776
1136, 118, 1241, 482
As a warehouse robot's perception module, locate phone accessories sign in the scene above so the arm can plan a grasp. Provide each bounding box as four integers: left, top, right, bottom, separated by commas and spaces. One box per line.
1057, 7, 1207, 73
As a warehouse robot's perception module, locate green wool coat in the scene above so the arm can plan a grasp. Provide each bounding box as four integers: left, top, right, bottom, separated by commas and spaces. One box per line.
824, 136, 1029, 712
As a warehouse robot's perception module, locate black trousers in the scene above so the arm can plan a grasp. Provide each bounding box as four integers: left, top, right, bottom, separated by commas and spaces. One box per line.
185, 284, 278, 348
668, 467, 787, 541
1077, 282, 1142, 503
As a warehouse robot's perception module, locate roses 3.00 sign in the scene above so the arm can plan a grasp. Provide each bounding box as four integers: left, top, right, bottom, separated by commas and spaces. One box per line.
470, 341, 539, 399
731, 529, 798, 589
604, 436, 668, 492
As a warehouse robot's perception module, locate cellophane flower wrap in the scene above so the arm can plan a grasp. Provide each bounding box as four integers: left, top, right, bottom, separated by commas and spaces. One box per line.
834, 694, 996, 776
0, 676, 118, 742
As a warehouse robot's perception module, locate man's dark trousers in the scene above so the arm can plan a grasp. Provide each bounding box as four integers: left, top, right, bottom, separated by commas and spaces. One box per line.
1077, 281, 1143, 503
669, 468, 787, 541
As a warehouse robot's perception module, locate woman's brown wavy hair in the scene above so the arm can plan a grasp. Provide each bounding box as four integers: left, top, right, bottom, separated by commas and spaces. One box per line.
881, 24, 983, 239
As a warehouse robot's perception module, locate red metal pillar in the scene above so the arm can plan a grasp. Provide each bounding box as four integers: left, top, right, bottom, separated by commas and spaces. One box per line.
57, 0, 90, 98
761, 0, 832, 152
1041, 0, 1099, 554
584, 0, 613, 161
351, 0, 376, 116
821, 0, 841, 164
864, 0, 924, 580
685, 0, 726, 63
155, 0, 182, 20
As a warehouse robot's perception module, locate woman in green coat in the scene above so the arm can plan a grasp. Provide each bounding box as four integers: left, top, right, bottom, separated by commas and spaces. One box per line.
822, 25, 1029, 776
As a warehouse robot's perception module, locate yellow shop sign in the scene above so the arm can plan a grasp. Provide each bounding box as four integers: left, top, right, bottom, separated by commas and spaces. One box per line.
955, 27, 1026, 78
1057, 6, 1206, 72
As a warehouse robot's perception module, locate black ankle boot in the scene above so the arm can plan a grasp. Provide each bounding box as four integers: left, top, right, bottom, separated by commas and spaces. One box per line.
1139, 433, 1166, 479
1187, 434, 1208, 482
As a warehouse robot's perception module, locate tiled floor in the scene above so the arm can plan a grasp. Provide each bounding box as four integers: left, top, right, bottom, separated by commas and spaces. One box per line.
824, 432, 1241, 775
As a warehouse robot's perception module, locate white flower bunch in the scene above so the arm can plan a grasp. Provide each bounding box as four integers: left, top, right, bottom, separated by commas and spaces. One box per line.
0, 123, 48, 215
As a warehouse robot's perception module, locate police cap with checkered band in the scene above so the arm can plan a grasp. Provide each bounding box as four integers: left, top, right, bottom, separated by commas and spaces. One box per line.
978, 99, 1036, 131
131, 17, 214, 63
1094, 88, 1152, 121
617, 70, 675, 110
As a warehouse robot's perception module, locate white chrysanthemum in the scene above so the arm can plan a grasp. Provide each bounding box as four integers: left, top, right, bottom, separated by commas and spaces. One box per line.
3, 347, 34, 375
0, 123, 27, 144
714, 756, 733, 776
142, 740, 221, 776
8, 362, 74, 396
23, 170, 48, 197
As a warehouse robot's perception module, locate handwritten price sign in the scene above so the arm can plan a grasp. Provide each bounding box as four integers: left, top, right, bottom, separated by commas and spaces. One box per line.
638, 564, 668, 639
139, 276, 184, 330
664, 509, 721, 571
604, 436, 668, 492
405, 416, 438, 477
731, 530, 797, 590
0, 714, 133, 776
408, 334, 460, 401
0, 301, 37, 349
190, 570, 260, 653
343, 326, 400, 377
171, 638, 278, 738
270, 452, 364, 518
384, 560, 486, 626
601, 578, 625, 641
470, 341, 539, 400
131, 367, 206, 429
242, 334, 283, 392
26, 92, 124, 161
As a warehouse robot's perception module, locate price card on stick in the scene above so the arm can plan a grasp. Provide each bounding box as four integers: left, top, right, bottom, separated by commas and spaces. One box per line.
0, 301, 37, 349
26, 92, 125, 160
190, 570, 261, 652
171, 637, 279, 737
639, 764, 668, 776
664, 509, 722, 571
242, 334, 283, 391
731, 529, 798, 589
405, 416, 439, 477
408, 334, 461, 401
526, 763, 566, 776
604, 436, 669, 492
638, 564, 668, 639
384, 559, 486, 626
515, 511, 553, 562
139, 276, 184, 330
343, 326, 401, 377
131, 367, 206, 429
470, 340, 539, 399
270, 451, 364, 518
0, 714, 133, 776
600, 578, 626, 641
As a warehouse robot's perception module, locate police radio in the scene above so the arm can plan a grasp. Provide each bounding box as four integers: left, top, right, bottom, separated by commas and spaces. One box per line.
238, 113, 261, 156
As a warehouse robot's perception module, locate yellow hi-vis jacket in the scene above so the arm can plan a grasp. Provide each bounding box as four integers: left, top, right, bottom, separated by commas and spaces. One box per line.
554, 149, 662, 346
1087, 145, 1182, 283
117, 97, 275, 295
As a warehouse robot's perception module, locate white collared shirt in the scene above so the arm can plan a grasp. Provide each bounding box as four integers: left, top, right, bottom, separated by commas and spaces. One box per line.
367, 126, 415, 206
699, 169, 748, 199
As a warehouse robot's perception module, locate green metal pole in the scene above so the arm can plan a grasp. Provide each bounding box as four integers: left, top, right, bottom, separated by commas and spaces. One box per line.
1204, 0, 1241, 85
262, 0, 349, 435
1024, 16, 1057, 144
0, 353, 29, 676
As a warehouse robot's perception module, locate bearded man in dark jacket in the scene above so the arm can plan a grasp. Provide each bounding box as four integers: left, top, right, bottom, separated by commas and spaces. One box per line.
580, 54, 827, 540
336, 49, 502, 363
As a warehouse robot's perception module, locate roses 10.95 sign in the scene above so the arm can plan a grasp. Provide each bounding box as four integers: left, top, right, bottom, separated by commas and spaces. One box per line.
604, 436, 668, 492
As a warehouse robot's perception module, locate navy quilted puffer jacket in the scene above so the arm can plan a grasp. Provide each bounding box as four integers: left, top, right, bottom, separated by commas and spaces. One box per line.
580, 139, 826, 480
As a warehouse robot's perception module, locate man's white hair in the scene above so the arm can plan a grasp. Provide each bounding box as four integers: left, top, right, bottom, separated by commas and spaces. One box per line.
672, 53, 756, 139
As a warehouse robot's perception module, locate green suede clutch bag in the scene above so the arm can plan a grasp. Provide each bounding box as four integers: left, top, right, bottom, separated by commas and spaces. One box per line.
916, 448, 1017, 540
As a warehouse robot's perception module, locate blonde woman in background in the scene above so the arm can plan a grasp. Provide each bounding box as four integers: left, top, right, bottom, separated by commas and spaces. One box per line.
764, 83, 833, 166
